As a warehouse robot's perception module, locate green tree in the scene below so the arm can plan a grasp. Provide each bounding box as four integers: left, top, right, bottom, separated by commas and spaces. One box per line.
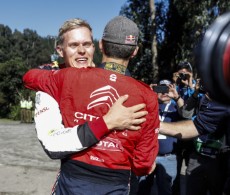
93, 39, 102, 66
22, 29, 52, 68
0, 58, 30, 118
121, 0, 230, 81
120, 0, 155, 84
1, 1, 230, 118
158, 0, 230, 78
0, 24, 13, 62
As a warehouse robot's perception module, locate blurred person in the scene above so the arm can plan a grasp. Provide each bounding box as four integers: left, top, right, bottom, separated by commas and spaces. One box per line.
23, 16, 159, 195
25, 96, 33, 123
180, 81, 226, 195
20, 96, 27, 123
34, 18, 148, 160
138, 79, 182, 195
160, 94, 230, 195
186, 118, 227, 194
172, 61, 196, 195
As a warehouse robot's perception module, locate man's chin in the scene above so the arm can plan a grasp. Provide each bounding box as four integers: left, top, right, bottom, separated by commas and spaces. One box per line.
72, 63, 88, 68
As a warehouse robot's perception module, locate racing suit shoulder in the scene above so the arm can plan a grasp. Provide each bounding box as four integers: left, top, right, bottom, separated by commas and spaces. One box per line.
34, 91, 105, 159
29, 68, 108, 159
131, 84, 159, 175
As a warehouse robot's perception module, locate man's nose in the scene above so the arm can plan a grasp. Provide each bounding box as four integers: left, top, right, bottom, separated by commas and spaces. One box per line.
77, 44, 86, 53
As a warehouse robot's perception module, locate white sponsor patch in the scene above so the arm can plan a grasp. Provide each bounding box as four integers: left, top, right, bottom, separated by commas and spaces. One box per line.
90, 155, 104, 162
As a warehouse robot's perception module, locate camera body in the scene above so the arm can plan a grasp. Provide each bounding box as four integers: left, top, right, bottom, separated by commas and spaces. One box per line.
153, 85, 169, 93
178, 73, 188, 81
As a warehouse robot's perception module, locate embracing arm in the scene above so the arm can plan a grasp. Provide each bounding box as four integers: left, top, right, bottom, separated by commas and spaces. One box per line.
24, 69, 148, 159
159, 120, 199, 139
35, 92, 147, 159
35, 91, 87, 159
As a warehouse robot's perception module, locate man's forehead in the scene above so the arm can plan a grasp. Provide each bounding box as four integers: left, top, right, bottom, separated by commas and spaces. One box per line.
64, 27, 93, 42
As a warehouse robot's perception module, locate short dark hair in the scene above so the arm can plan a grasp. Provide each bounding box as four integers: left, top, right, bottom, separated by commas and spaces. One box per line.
102, 40, 136, 60
177, 61, 193, 72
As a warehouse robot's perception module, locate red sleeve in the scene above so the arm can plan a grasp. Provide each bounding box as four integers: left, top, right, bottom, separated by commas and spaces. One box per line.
88, 117, 110, 139
23, 69, 62, 102
131, 92, 159, 176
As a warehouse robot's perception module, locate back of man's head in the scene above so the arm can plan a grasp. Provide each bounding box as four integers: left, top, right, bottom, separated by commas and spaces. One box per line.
102, 16, 139, 59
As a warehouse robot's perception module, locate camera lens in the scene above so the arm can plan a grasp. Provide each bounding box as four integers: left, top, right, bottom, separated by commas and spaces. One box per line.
179, 73, 187, 81
223, 39, 230, 87
196, 12, 230, 105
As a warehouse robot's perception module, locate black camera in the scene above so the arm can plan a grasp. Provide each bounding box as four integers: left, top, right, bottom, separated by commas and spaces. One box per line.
178, 73, 188, 81
153, 86, 169, 93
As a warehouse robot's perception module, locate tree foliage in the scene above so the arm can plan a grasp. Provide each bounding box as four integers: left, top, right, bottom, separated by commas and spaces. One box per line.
93, 39, 102, 66
120, 0, 230, 82
0, 58, 31, 117
0, 25, 55, 118
159, 0, 230, 79
121, 0, 155, 83
0, 24, 103, 118
1, 1, 230, 118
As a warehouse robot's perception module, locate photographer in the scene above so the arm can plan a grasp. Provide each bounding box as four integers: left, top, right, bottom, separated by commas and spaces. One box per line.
161, 12, 230, 195
173, 61, 195, 100
172, 61, 196, 195
151, 81, 184, 108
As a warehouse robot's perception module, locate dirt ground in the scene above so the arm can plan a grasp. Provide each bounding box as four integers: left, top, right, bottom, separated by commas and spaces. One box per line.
0, 119, 186, 195
0, 119, 59, 195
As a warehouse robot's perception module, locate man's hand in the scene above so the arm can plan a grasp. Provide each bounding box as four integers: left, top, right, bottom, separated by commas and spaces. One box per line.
103, 95, 147, 131
172, 72, 179, 83
167, 84, 178, 99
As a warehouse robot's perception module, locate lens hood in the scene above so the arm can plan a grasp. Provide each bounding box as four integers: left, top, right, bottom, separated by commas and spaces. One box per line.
197, 12, 230, 105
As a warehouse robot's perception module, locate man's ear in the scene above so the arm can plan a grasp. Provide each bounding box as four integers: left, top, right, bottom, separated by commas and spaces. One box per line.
56, 45, 64, 58
131, 46, 139, 58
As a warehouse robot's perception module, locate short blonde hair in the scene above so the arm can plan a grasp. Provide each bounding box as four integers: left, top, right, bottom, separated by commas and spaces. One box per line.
57, 18, 93, 44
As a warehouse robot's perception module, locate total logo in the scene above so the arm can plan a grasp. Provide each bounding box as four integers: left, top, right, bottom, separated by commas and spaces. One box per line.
94, 137, 124, 152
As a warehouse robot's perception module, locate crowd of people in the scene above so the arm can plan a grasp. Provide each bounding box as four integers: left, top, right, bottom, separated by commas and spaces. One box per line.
22, 15, 230, 195
136, 61, 230, 195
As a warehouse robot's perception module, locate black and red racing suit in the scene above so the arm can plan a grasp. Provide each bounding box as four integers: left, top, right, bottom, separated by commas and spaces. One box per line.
24, 63, 159, 185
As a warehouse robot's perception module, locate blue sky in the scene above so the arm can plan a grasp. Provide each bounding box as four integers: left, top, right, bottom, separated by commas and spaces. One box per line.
0, 0, 127, 39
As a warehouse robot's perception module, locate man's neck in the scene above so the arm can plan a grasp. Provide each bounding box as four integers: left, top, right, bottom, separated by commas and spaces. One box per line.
102, 56, 129, 67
